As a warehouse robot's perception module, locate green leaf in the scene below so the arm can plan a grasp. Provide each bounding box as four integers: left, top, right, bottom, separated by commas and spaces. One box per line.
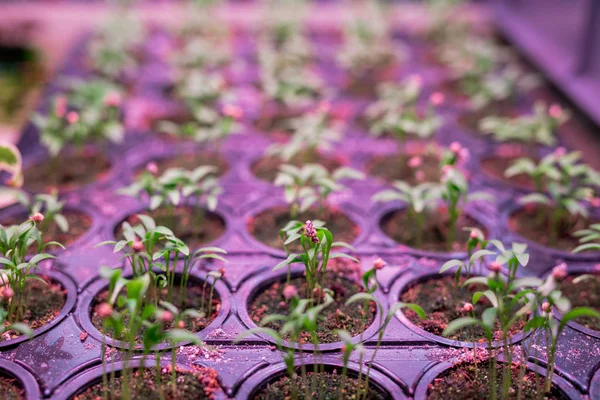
150, 196, 163, 210
272, 254, 300, 271
194, 246, 227, 254
573, 243, 600, 253
329, 253, 359, 263
462, 276, 488, 287
42, 241, 65, 250
331, 241, 356, 250
0, 258, 15, 267
481, 307, 498, 330
8, 323, 32, 338
137, 214, 156, 231
29, 253, 56, 265
560, 307, 600, 330
440, 259, 464, 274
346, 292, 377, 306
443, 317, 481, 337
54, 214, 69, 233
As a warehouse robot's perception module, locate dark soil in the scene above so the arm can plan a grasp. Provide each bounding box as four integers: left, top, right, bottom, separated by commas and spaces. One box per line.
0, 375, 24, 400
367, 152, 441, 184
249, 259, 375, 343
251, 150, 343, 182
481, 155, 536, 190
248, 206, 359, 251
509, 206, 593, 251
91, 283, 220, 344
427, 362, 566, 400
381, 210, 485, 252
73, 366, 221, 400
344, 78, 380, 98
0, 276, 66, 341
400, 276, 524, 342
343, 65, 395, 98
253, 108, 305, 139
559, 274, 600, 331
3, 210, 92, 252
117, 206, 225, 250
253, 368, 387, 400
136, 153, 228, 177
24, 151, 111, 192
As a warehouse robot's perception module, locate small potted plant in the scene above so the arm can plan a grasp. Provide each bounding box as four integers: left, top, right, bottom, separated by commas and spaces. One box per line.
29, 79, 125, 191
478, 103, 570, 189
0, 216, 66, 343
253, 102, 345, 181
374, 144, 490, 253
240, 255, 423, 399
362, 77, 445, 183
255, 44, 323, 129
84, 266, 223, 399
248, 163, 364, 251
509, 150, 600, 252
118, 165, 224, 250
438, 35, 539, 120
87, 12, 144, 83
425, 251, 600, 399
7, 190, 91, 252
337, 6, 401, 97
155, 70, 242, 146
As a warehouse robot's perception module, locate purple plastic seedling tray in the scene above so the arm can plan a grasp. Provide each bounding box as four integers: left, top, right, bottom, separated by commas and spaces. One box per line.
4, 15, 600, 400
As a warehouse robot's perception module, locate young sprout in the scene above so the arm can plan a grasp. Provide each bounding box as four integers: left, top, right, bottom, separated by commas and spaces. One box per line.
518, 150, 599, 246
274, 164, 365, 219
439, 227, 490, 282
424, 0, 469, 43
438, 34, 508, 78
479, 102, 570, 147
119, 165, 222, 227
518, 264, 600, 395
438, 36, 539, 110
337, 12, 400, 79
274, 220, 357, 298
345, 260, 425, 399
97, 214, 227, 309
0, 218, 64, 324
16, 191, 69, 235
266, 102, 342, 161
88, 13, 143, 80
97, 270, 205, 399
257, 24, 312, 73
439, 164, 491, 247
372, 181, 440, 248
31, 80, 124, 171
172, 36, 231, 70
173, 70, 226, 112
337, 330, 364, 400
235, 293, 334, 400
158, 102, 243, 147
469, 66, 540, 111
504, 152, 561, 193
442, 241, 533, 399
364, 77, 444, 145
259, 51, 322, 106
